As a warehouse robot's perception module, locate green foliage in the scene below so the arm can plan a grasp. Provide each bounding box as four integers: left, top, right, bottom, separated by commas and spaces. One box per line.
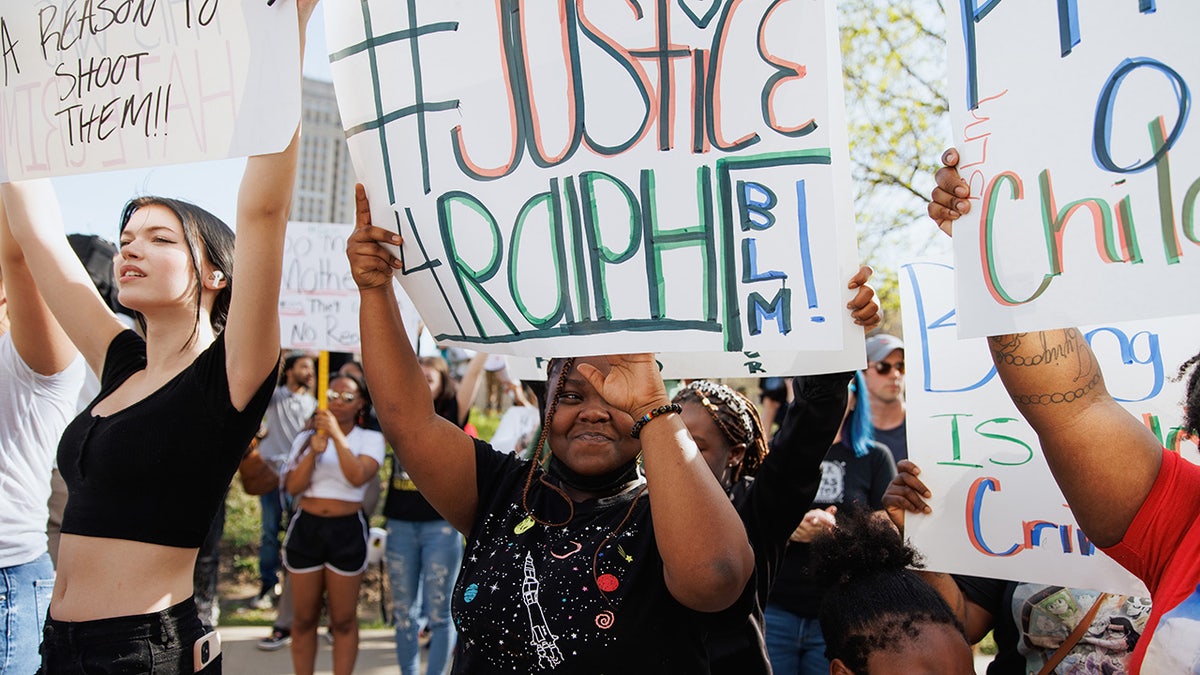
469, 408, 502, 442
233, 554, 259, 576
838, 0, 953, 274
870, 268, 904, 338
223, 480, 262, 549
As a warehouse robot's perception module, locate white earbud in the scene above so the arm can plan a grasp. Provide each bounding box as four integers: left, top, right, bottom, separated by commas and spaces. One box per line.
210, 270, 226, 285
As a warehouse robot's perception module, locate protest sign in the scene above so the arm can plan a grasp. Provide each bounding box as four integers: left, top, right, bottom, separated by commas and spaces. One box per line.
280, 220, 420, 352
505, 346, 865, 382
0, 0, 300, 181
944, 2, 1199, 337
900, 259, 1199, 595
324, 0, 862, 368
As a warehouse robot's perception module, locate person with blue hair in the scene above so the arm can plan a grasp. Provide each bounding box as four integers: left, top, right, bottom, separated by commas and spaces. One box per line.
762, 370, 898, 675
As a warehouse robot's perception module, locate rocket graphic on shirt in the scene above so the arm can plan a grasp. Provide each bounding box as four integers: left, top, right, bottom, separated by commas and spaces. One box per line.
522, 552, 564, 668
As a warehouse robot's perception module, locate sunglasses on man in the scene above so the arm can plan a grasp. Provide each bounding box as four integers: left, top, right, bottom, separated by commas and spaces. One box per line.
871, 361, 905, 376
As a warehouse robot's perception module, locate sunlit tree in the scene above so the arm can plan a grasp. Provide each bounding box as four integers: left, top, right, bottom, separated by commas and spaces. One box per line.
839, 0, 953, 332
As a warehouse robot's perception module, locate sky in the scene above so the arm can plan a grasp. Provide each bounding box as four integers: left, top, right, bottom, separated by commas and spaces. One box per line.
50, 7, 335, 242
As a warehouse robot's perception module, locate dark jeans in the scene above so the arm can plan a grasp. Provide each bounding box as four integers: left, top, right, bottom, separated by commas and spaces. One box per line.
39, 597, 220, 674
194, 498, 226, 629
259, 488, 287, 594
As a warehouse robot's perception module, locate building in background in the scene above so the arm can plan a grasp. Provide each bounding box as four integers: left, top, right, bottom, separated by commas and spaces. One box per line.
292, 77, 356, 224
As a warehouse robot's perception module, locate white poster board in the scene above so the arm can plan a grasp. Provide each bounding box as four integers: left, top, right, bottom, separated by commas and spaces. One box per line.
0, 0, 301, 181
280, 220, 420, 352
505, 347, 865, 382
900, 259, 1199, 595
944, 3, 1199, 337
325, 0, 862, 369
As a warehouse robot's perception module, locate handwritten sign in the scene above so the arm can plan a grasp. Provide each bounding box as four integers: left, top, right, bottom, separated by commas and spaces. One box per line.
900, 259, 1199, 595
944, 2, 1199, 337
325, 0, 862, 363
0, 0, 301, 181
505, 345, 866, 381
280, 220, 421, 352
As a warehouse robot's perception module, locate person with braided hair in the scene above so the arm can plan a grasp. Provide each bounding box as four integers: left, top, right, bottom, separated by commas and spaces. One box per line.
349, 182, 879, 672
809, 507, 975, 674
675, 370, 856, 674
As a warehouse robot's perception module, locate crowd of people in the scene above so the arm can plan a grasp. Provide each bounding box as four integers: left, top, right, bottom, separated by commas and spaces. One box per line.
1, 2, 1198, 675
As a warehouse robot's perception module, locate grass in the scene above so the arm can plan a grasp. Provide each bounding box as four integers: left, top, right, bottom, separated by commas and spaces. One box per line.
224, 480, 262, 549
469, 409, 501, 441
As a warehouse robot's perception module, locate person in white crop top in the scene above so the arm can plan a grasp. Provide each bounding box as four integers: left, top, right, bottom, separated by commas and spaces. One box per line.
282, 373, 384, 675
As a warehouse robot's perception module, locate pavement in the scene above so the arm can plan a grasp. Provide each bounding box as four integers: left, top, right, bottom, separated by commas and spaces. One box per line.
219, 624, 993, 674
218, 626, 407, 675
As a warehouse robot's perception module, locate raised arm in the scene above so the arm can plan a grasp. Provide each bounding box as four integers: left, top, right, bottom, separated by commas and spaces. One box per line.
348, 184, 479, 533
455, 351, 488, 426
987, 330, 1160, 546
882, 459, 995, 642
0, 180, 125, 375
224, 0, 320, 409
760, 372, 851, 537
930, 150, 1162, 547
577, 355, 754, 612
0, 196, 78, 375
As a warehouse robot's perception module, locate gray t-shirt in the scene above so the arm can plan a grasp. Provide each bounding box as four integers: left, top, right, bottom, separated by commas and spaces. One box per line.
258, 385, 317, 471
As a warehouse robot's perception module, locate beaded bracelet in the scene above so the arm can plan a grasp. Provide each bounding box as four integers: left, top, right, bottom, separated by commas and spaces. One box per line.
630, 403, 682, 439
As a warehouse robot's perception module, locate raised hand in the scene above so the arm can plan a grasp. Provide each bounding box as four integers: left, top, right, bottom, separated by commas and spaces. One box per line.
927, 148, 972, 235
347, 184, 404, 291
575, 354, 672, 421
882, 459, 932, 533
846, 265, 881, 330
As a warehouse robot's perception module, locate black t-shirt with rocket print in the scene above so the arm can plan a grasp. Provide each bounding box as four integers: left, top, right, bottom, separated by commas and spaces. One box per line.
451, 440, 707, 674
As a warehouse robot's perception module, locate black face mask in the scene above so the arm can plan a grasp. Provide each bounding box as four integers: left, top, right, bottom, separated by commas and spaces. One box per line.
545, 454, 641, 495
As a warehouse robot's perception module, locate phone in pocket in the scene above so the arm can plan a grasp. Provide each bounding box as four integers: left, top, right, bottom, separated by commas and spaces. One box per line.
193, 631, 222, 672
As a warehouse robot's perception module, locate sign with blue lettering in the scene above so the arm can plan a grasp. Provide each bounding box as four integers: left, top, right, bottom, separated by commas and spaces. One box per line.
0, 0, 301, 181
325, 0, 862, 365
945, 2, 1199, 337
900, 259, 1198, 594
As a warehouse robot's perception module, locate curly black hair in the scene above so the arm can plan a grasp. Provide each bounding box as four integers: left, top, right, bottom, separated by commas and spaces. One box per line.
1177, 352, 1200, 438
812, 509, 966, 674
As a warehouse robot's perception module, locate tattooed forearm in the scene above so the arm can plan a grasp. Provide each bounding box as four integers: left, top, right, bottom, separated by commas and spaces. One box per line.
988, 329, 1104, 407
1010, 370, 1102, 406
989, 330, 1084, 368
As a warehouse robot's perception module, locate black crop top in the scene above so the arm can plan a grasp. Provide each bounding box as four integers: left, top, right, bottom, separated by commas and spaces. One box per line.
58, 330, 276, 548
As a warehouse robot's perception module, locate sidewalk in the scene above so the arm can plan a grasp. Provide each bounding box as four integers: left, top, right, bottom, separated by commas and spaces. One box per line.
218, 626, 409, 675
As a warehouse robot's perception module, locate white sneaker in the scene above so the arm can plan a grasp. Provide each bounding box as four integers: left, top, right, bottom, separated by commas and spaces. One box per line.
257, 629, 291, 652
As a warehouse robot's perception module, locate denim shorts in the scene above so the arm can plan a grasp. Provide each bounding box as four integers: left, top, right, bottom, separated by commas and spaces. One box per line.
38, 597, 219, 674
